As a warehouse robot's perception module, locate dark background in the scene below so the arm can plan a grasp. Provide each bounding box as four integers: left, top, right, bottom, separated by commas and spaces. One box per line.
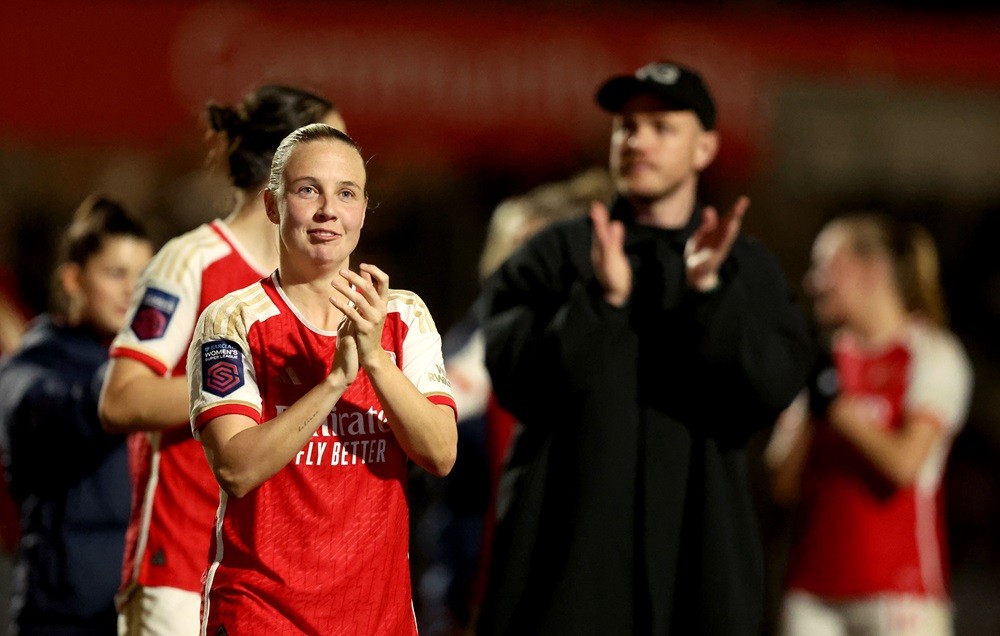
2, 1, 998, 633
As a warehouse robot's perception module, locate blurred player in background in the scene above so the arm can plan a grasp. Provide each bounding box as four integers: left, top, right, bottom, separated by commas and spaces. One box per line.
767, 214, 973, 635
0, 195, 151, 635
188, 123, 456, 634
98, 85, 342, 634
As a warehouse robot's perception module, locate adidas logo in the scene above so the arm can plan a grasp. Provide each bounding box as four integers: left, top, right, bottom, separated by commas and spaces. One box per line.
151, 549, 166, 566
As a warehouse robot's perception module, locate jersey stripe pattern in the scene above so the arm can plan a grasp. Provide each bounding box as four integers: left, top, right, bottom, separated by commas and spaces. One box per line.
109, 221, 271, 599
188, 273, 456, 634
787, 320, 972, 599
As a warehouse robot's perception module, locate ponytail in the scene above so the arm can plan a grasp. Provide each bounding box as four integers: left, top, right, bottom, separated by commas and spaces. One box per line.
206, 85, 335, 190
903, 223, 948, 327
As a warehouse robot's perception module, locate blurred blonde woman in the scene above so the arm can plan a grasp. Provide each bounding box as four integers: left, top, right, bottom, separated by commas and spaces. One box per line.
768, 214, 973, 635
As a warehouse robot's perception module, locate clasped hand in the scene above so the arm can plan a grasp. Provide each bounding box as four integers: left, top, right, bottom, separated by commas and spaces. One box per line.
327, 263, 391, 384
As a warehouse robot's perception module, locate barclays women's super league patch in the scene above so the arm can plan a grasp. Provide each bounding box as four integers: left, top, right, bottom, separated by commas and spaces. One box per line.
130, 288, 180, 340
202, 340, 245, 397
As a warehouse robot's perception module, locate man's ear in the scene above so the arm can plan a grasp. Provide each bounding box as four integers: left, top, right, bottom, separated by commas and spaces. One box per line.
264, 188, 280, 224
693, 130, 719, 172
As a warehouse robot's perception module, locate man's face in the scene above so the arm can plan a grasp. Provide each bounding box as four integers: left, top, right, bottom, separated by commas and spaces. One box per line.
609, 94, 718, 203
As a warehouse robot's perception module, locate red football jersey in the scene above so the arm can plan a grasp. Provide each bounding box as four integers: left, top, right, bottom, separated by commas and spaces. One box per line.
189, 274, 456, 634
109, 220, 271, 599
787, 321, 972, 599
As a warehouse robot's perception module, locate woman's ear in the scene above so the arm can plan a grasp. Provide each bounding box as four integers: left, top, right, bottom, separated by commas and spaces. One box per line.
264, 188, 280, 225
58, 262, 82, 299
867, 254, 895, 290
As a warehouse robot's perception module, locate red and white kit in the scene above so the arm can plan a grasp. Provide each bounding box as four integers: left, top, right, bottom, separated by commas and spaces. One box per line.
189, 273, 456, 635
787, 320, 972, 600
109, 220, 271, 601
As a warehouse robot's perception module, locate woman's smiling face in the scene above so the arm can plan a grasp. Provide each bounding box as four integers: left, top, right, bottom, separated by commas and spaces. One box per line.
271, 138, 368, 270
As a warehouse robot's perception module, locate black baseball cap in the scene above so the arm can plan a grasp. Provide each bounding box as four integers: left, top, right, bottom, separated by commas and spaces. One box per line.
595, 61, 716, 130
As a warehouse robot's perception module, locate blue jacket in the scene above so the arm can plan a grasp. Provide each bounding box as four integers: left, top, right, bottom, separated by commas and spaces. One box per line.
0, 316, 129, 635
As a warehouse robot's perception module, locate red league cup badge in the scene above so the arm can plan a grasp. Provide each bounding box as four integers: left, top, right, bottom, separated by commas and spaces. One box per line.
130, 288, 180, 340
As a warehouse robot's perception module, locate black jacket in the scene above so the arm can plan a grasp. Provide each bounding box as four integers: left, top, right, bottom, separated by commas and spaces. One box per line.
0, 316, 130, 635
476, 199, 812, 635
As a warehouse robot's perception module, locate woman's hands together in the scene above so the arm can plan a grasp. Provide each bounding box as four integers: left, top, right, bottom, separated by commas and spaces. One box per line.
329, 263, 392, 375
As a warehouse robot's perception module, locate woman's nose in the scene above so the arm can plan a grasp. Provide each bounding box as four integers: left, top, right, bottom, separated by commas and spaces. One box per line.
315, 198, 336, 220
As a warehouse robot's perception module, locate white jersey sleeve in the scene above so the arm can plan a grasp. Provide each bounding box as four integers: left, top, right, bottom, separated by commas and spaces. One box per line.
389, 290, 456, 417
187, 284, 275, 436
904, 324, 973, 434
111, 224, 228, 375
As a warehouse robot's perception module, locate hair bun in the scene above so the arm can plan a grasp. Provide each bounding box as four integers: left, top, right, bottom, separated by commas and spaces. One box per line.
206, 85, 333, 189
207, 105, 246, 137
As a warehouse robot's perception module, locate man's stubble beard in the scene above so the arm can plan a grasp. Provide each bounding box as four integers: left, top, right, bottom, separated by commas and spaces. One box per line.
616, 173, 684, 208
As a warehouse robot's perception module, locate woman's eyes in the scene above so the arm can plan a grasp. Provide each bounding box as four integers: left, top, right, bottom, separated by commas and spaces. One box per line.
294, 185, 360, 202
296, 185, 357, 197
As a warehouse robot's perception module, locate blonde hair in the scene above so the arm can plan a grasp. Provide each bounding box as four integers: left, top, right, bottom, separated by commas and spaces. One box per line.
478, 167, 615, 280
829, 214, 948, 327
267, 123, 362, 199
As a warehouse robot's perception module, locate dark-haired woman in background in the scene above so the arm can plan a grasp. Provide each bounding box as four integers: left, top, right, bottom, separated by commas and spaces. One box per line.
97, 85, 342, 634
767, 214, 973, 635
0, 195, 152, 635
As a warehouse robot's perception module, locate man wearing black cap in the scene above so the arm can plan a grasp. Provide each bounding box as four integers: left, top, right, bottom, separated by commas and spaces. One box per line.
476, 61, 812, 634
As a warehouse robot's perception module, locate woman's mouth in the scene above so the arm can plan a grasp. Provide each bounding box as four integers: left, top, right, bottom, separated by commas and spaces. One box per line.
308, 229, 340, 242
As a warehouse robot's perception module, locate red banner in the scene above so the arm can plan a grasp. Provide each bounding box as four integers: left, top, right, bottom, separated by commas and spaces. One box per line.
3, 1, 999, 173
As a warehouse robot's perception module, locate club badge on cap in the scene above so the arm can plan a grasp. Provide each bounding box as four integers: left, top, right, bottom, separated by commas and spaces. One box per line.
635, 63, 681, 86
595, 60, 717, 130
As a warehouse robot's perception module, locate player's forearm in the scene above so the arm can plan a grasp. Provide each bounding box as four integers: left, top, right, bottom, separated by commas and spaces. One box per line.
99, 366, 190, 433
832, 409, 939, 488
208, 374, 351, 497
365, 358, 456, 477
840, 427, 917, 487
